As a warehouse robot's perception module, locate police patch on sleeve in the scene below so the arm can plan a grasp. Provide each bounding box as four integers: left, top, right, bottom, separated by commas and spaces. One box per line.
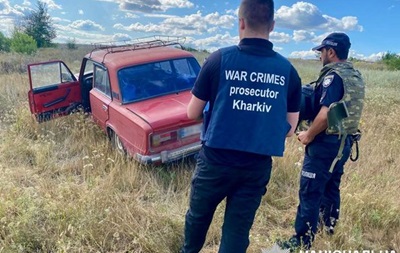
322, 75, 334, 88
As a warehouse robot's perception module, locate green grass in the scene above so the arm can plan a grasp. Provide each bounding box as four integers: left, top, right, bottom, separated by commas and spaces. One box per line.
0, 49, 399, 253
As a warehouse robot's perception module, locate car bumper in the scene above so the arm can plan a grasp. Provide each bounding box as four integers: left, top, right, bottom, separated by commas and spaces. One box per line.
135, 142, 202, 164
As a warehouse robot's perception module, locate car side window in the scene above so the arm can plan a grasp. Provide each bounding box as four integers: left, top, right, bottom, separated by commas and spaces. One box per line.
93, 66, 111, 97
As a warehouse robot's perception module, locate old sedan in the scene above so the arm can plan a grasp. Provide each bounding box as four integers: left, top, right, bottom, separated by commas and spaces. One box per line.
27, 36, 203, 164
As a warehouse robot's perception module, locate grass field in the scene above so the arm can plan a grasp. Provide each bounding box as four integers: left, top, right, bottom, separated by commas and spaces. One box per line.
0, 47, 399, 253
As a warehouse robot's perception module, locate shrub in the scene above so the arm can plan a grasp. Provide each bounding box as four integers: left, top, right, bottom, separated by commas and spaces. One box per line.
381, 52, 400, 70
67, 38, 78, 50
10, 32, 37, 55
0, 32, 11, 52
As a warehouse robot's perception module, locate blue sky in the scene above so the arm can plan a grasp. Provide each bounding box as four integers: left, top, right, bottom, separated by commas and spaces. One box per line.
0, 0, 399, 61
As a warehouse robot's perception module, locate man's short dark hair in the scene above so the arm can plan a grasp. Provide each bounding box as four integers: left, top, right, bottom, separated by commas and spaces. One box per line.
239, 0, 274, 32
333, 48, 349, 60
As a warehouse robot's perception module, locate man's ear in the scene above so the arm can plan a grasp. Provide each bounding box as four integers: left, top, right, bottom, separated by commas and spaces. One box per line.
328, 48, 337, 58
239, 17, 245, 30
269, 20, 275, 33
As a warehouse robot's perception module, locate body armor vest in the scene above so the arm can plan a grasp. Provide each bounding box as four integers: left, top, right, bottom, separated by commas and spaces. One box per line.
298, 62, 365, 135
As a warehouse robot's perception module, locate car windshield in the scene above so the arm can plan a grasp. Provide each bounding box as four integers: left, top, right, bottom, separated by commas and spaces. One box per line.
118, 57, 200, 103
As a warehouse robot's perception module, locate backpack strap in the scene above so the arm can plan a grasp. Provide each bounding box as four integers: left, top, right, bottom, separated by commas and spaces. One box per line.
329, 133, 347, 173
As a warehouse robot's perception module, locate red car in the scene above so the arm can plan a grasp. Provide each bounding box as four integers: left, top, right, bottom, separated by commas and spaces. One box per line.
27, 37, 203, 164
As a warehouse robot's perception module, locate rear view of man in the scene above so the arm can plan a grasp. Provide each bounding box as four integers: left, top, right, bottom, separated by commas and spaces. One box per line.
180, 0, 302, 252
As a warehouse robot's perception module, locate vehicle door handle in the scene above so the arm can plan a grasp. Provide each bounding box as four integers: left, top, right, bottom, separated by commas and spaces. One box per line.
102, 104, 108, 111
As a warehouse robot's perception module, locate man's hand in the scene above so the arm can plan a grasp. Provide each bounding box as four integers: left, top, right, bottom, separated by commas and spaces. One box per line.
297, 130, 314, 145
297, 106, 329, 145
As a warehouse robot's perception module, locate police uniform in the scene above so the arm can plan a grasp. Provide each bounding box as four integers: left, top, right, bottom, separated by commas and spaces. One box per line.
182, 38, 302, 253
293, 71, 352, 248
280, 32, 364, 251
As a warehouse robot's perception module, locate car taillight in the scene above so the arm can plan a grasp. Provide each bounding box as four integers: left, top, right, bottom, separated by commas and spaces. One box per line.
151, 131, 178, 147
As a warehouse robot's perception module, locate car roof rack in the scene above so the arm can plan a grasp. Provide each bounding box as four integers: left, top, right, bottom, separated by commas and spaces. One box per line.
89, 35, 186, 61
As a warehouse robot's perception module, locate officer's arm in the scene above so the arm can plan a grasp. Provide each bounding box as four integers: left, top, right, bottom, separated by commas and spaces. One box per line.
187, 95, 207, 120
299, 106, 329, 144
286, 112, 299, 137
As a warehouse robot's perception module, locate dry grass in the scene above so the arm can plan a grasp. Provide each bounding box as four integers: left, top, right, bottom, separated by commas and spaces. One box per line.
0, 49, 399, 253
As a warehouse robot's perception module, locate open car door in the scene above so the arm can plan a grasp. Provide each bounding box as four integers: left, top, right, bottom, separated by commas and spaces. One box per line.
28, 60, 82, 122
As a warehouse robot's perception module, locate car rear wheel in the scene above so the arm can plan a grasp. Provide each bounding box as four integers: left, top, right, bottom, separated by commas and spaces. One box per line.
111, 131, 126, 156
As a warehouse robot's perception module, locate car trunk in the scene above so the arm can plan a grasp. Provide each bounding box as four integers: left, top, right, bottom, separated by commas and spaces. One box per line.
124, 91, 194, 129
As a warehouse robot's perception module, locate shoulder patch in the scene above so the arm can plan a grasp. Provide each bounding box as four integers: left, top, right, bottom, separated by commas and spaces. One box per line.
322, 74, 334, 88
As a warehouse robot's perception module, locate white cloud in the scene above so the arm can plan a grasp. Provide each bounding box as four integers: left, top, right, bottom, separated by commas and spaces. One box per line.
112, 33, 132, 42
54, 23, 111, 44
22, 0, 31, 7
275, 2, 325, 30
270, 31, 291, 44
189, 32, 238, 50
275, 2, 363, 32
0, 0, 24, 17
292, 30, 316, 42
52, 16, 71, 23
288, 49, 385, 61
143, 13, 175, 18
70, 20, 105, 31
0, 17, 14, 36
124, 12, 139, 18
160, 0, 194, 8
98, 0, 195, 13
203, 12, 236, 29
350, 51, 385, 62
78, 9, 84, 15
321, 15, 363, 32
41, 0, 62, 10
289, 50, 319, 59
113, 11, 235, 36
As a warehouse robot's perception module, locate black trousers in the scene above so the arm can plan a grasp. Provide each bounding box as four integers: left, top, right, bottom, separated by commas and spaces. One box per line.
181, 156, 272, 253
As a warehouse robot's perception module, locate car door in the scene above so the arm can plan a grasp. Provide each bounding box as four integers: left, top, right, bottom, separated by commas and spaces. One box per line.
89, 64, 111, 130
28, 60, 81, 122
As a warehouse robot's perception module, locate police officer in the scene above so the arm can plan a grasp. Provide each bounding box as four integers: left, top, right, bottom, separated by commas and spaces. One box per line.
180, 0, 302, 252
279, 32, 365, 251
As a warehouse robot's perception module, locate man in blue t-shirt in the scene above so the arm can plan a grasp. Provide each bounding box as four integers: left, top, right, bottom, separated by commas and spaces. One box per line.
279, 32, 361, 251
180, 0, 302, 252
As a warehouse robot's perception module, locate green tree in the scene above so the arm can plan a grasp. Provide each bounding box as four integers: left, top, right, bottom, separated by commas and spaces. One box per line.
21, 0, 56, 48
10, 31, 37, 55
381, 52, 400, 70
0, 32, 11, 52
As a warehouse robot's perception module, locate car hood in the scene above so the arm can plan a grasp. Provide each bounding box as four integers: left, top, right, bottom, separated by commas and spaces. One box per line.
124, 91, 194, 129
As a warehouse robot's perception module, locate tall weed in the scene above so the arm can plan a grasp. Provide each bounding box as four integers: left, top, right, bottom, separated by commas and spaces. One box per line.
0, 48, 399, 252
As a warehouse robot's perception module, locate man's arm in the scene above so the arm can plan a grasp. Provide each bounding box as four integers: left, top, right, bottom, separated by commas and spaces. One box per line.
187, 95, 207, 120
297, 106, 329, 145
286, 65, 302, 138
287, 112, 299, 137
